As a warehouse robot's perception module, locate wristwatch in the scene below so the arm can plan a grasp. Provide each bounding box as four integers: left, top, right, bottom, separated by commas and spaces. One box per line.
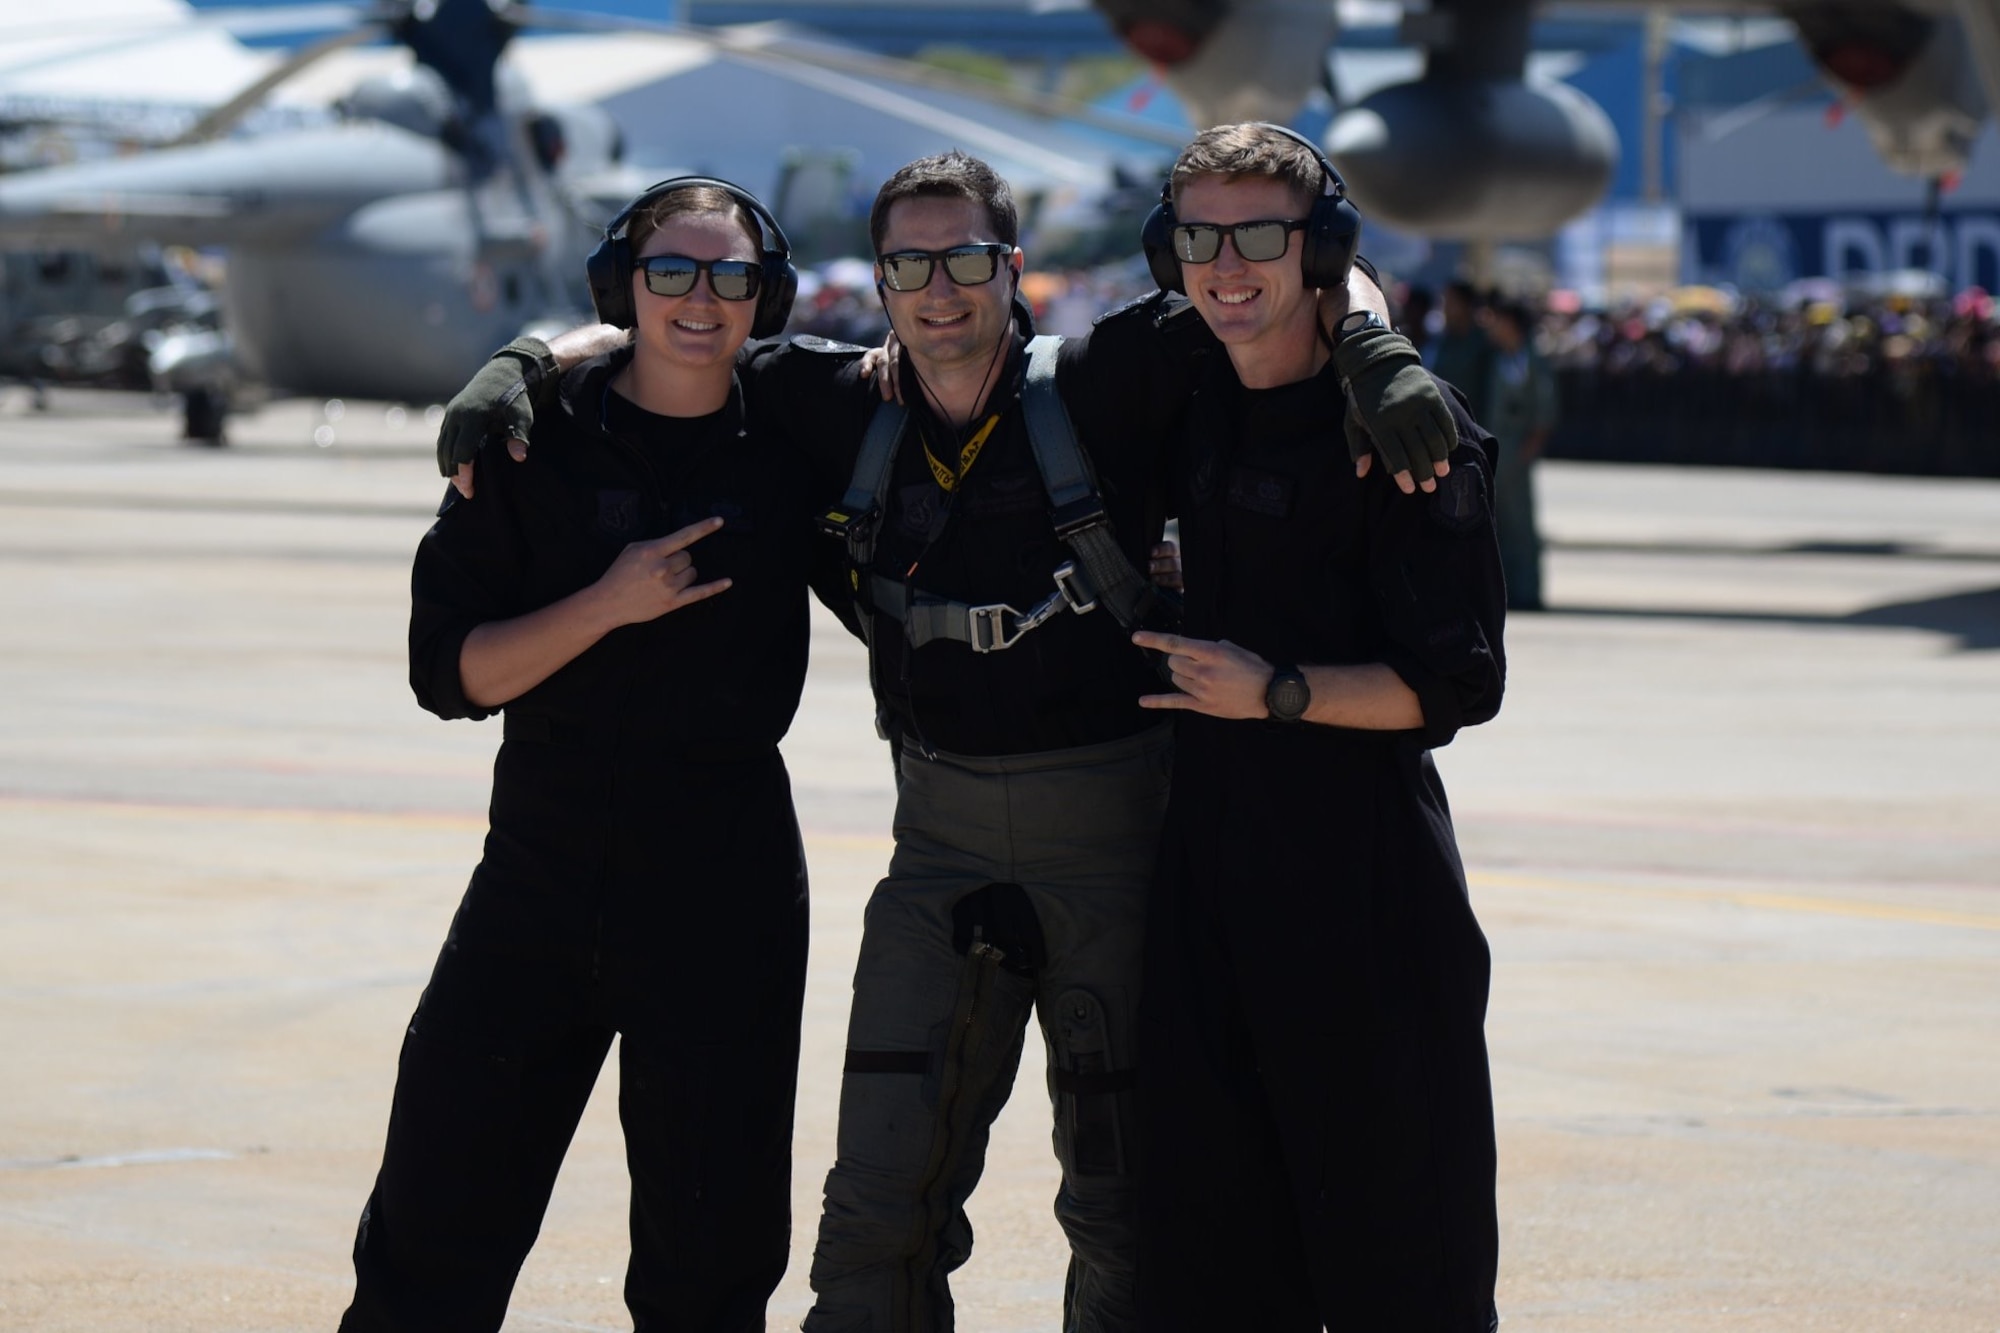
1336, 308, 1388, 342
1265, 665, 1310, 723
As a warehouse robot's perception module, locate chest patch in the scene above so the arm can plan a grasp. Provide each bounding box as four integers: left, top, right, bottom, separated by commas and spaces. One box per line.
1188, 445, 1221, 507
1430, 461, 1487, 533
596, 488, 642, 540
893, 481, 949, 544
1226, 465, 1296, 519
957, 465, 1044, 519
669, 496, 757, 535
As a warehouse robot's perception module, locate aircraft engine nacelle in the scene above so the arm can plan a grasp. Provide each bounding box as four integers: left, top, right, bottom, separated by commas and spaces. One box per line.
1325, 76, 1618, 241
1093, 0, 1338, 130
1783, 3, 1987, 180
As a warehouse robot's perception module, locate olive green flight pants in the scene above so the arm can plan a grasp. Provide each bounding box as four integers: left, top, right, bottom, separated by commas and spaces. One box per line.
803, 725, 1172, 1333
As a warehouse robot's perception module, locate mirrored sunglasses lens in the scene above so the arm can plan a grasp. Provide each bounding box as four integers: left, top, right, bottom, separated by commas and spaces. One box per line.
708, 261, 761, 301
942, 249, 1001, 286
1173, 226, 1220, 264
882, 256, 934, 291
1234, 222, 1293, 262
643, 258, 698, 296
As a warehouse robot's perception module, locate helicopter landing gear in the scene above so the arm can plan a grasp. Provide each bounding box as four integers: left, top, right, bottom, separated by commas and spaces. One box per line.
182, 386, 228, 446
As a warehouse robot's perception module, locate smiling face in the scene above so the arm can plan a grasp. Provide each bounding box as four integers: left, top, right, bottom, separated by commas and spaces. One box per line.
1173, 174, 1321, 382
874, 194, 1021, 380
629, 210, 762, 380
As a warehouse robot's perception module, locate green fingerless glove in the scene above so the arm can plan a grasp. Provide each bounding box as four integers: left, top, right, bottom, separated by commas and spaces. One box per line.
1332, 326, 1458, 481
434, 336, 560, 478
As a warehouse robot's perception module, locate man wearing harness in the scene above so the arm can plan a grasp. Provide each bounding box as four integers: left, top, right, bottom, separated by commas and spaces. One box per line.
782, 155, 1184, 1333
1127, 123, 1508, 1330
431, 149, 1460, 1333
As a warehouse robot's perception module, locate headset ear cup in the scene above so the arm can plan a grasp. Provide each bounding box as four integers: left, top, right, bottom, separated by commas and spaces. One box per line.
1299, 195, 1361, 290
587, 233, 635, 328
754, 254, 798, 339
1139, 200, 1183, 294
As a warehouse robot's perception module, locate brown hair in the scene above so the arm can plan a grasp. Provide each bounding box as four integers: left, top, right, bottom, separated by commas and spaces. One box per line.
869, 150, 1019, 255
1169, 123, 1322, 212
627, 185, 762, 257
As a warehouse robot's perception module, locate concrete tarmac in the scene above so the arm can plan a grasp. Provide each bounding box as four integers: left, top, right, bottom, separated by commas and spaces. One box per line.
1, 386, 1996, 1331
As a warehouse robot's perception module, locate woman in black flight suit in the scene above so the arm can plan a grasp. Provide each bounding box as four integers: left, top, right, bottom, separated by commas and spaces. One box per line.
339, 181, 820, 1333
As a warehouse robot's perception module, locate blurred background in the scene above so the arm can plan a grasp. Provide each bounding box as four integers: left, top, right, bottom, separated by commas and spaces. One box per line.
3, 7, 1996, 1330
1, 0, 1995, 473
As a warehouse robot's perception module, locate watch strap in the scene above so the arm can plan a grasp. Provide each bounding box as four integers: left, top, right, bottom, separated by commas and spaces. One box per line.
1337, 308, 1386, 341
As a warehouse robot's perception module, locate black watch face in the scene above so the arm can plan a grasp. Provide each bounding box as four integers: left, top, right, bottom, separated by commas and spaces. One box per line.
1268, 672, 1310, 722
1340, 310, 1381, 336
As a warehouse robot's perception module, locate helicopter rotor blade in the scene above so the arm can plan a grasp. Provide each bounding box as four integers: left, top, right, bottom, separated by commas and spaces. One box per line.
168, 23, 390, 146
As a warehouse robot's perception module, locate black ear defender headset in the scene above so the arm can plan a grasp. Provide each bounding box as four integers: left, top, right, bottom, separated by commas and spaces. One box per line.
585, 176, 799, 338
1140, 122, 1360, 294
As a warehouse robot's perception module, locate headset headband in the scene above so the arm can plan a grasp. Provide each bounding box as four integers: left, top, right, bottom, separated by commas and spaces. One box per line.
605, 175, 793, 258
1163, 121, 1345, 206
1141, 121, 1360, 295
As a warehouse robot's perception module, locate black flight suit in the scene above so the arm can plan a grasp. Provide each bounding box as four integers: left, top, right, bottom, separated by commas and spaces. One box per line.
341, 349, 826, 1333
1136, 357, 1507, 1333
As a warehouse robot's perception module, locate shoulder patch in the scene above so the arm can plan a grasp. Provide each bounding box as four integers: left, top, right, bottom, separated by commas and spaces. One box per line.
1092, 288, 1170, 326
1429, 459, 1488, 533
788, 334, 867, 354
1151, 293, 1203, 330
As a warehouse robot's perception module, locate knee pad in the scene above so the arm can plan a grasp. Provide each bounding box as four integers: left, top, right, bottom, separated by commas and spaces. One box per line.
951, 882, 1046, 978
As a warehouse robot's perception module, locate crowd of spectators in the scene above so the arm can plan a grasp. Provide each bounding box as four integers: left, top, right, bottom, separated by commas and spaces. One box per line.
787, 248, 1999, 477
1404, 279, 1999, 477
1535, 283, 1999, 384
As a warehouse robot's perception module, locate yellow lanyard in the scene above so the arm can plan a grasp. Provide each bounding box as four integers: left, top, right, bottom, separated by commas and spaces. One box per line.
921, 413, 1000, 493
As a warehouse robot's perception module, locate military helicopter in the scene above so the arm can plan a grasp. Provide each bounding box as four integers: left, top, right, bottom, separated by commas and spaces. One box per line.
0, 0, 1192, 441
1086, 0, 2000, 239
11, 0, 1989, 441
0, 0, 646, 440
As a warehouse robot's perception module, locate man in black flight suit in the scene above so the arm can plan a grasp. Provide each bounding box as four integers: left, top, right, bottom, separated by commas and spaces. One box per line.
1128, 122, 1509, 1333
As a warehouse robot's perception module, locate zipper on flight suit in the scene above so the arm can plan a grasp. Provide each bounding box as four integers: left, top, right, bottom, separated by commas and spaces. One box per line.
896, 929, 1006, 1331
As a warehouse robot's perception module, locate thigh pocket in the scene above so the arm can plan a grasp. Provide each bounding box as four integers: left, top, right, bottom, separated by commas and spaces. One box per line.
1048, 987, 1136, 1178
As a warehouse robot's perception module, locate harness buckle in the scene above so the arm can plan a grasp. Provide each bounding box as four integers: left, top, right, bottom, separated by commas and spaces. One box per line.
967, 602, 1023, 653
1052, 560, 1097, 615
1049, 497, 1109, 539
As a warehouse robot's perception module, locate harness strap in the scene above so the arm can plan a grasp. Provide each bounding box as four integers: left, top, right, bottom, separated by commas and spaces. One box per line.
1049, 1066, 1138, 1096
868, 565, 1096, 653
819, 398, 907, 583
1020, 335, 1163, 633
823, 334, 1170, 657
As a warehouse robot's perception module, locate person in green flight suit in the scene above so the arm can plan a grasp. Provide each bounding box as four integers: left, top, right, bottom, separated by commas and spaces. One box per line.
1483, 299, 1558, 610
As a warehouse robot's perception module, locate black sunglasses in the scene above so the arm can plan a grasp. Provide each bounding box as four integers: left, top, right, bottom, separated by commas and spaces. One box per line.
877, 244, 1012, 292
1171, 219, 1307, 265
639, 254, 764, 301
